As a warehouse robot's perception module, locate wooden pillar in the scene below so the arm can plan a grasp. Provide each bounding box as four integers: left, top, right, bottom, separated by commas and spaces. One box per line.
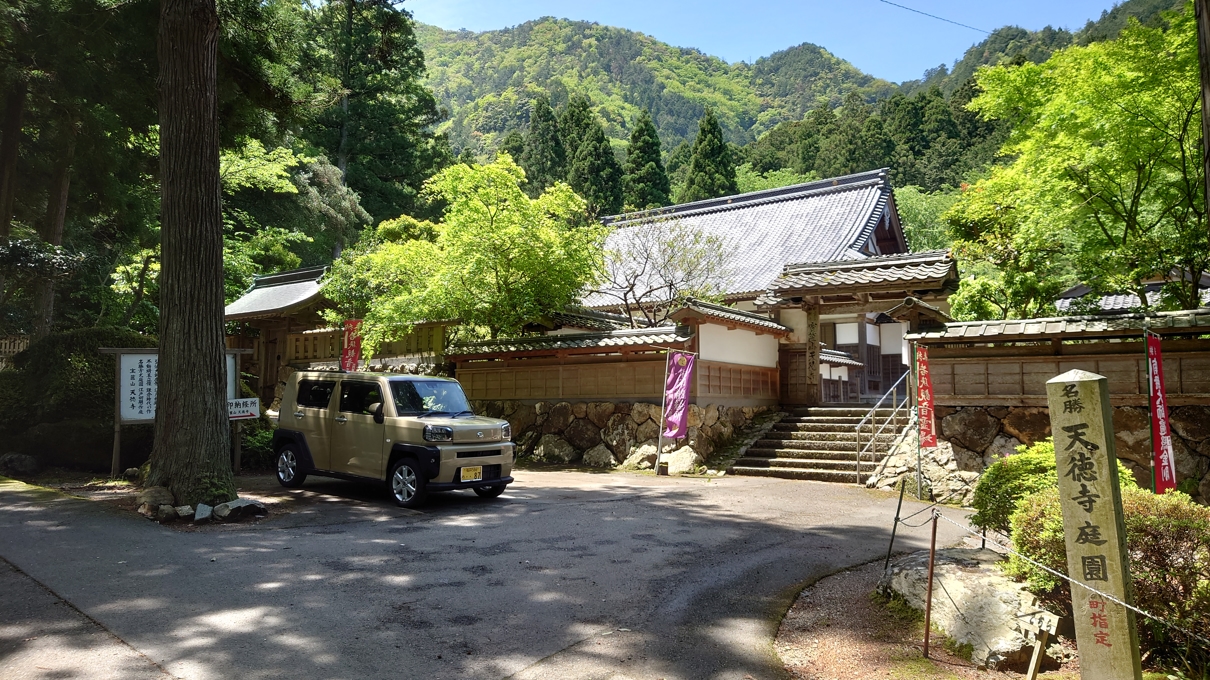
803, 304, 821, 406
1045, 369, 1142, 679
856, 313, 868, 398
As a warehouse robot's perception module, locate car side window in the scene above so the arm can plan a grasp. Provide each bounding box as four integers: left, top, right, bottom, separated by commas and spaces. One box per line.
339, 381, 384, 416
296, 380, 336, 409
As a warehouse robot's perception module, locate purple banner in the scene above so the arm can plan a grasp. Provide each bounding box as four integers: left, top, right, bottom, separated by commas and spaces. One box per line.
662, 351, 696, 439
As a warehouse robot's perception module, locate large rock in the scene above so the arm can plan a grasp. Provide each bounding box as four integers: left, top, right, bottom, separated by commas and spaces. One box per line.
156, 504, 178, 522
881, 549, 1052, 670
533, 434, 579, 463
727, 407, 746, 427
1112, 406, 1152, 467
620, 442, 657, 470
571, 402, 588, 419
665, 447, 702, 475
586, 402, 616, 428
1001, 407, 1050, 446
1172, 435, 1209, 482
1201, 471, 1210, 504
630, 402, 659, 425
213, 498, 267, 521
541, 402, 575, 434
194, 503, 213, 523
507, 403, 537, 436
1171, 406, 1210, 443
686, 404, 703, 428
634, 418, 659, 444
581, 443, 615, 468
951, 443, 984, 473
602, 413, 636, 458
563, 418, 602, 451
702, 404, 719, 427
0, 452, 40, 476
137, 486, 175, 508
984, 435, 1022, 464
941, 408, 1001, 453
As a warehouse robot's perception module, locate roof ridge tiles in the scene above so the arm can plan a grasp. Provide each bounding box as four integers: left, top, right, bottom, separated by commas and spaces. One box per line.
780, 250, 951, 275
249, 265, 328, 288
601, 168, 889, 227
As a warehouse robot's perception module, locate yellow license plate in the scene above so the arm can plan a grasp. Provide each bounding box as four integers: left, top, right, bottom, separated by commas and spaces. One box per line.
461, 466, 483, 483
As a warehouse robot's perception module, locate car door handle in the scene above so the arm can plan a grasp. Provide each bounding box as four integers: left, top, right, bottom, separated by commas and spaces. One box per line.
335, 416, 348, 424
294, 411, 305, 419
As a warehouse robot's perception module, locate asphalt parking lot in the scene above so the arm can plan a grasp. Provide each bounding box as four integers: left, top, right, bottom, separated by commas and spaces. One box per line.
0, 471, 962, 680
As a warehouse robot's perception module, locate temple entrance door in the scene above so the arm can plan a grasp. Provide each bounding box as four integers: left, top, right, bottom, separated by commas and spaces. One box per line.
780, 349, 811, 405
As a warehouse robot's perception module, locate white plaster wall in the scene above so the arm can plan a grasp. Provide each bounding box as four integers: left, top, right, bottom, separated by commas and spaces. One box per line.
866, 322, 880, 346
880, 322, 905, 355
699, 324, 779, 367
781, 308, 809, 344
836, 322, 858, 345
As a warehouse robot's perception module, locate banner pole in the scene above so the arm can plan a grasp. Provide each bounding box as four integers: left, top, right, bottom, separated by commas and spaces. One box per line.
1145, 322, 1157, 494
655, 349, 671, 476
914, 342, 923, 500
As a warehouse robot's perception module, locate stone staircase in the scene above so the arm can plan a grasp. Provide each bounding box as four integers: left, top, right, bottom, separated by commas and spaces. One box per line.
729, 406, 910, 483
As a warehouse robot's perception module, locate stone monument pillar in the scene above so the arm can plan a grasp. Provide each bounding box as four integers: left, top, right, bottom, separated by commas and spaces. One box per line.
1045, 369, 1142, 680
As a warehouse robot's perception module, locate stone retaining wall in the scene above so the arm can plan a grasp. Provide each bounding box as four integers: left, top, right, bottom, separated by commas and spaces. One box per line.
870, 405, 1210, 505
471, 400, 767, 474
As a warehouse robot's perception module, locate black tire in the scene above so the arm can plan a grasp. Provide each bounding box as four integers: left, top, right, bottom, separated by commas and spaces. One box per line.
388, 458, 428, 508
473, 483, 506, 499
275, 445, 307, 488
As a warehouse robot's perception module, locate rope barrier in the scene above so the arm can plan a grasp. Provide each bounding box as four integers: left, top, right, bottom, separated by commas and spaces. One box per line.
912, 510, 1210, 649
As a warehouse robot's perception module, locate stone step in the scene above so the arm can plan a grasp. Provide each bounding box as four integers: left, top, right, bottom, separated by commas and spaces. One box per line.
749, 440, 893, 456
741, 449, 886, 463
727, 465, 864, 484
776, 421, 908, 433
784, 407, 901, 417
762, 431, 900, 444
733, 456, 883, 473
776, 416, 910, 427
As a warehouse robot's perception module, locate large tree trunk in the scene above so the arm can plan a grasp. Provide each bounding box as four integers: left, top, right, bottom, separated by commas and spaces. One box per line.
147, 0, 235, 506
32, 123, 77, 339
0, 82, 25, 238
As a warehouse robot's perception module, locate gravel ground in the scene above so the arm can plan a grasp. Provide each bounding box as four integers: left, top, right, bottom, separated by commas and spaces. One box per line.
775, 560, 1081, 680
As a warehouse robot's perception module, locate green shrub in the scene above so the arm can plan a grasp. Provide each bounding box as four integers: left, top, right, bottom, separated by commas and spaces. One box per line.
8, 327, 156, 425
971, 438, 1136, 536
1007, 487, 1210, 675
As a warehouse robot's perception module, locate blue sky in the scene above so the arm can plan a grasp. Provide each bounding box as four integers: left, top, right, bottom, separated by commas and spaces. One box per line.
407, 0, 1121, 83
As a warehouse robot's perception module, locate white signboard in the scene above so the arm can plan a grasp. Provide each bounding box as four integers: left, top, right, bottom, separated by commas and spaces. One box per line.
119, 354, 159, 423
118, 353, 241, 423
228, 397, 261, 420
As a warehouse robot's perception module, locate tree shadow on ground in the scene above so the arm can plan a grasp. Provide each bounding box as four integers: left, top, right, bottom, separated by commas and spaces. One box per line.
0, 473, 966, 680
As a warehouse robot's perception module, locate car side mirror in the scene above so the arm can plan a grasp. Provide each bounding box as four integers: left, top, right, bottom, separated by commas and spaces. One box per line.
369, 402, 384, 424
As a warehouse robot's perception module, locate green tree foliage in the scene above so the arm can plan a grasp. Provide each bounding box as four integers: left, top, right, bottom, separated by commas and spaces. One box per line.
959, 8, 1207, 313
520, 96, 566, 196
322, 155, 606, 345
568, 118, 624, 218
894, 186, 958, 251
1007, 486, 1210, 674
299, 0, 450, 223
497, 130, 525, 162
734, 164, 816, 194
677, 109, 737, 203
622, 111, 670, 210
558, 95, 595, 163
813, 92, 893, 179
415, 18, 893, 153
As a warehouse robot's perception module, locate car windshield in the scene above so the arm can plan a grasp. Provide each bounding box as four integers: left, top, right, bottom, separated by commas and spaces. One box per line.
390, 379, 473, 416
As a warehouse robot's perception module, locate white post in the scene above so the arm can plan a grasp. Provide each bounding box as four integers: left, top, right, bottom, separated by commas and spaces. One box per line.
655, 350, 671, 475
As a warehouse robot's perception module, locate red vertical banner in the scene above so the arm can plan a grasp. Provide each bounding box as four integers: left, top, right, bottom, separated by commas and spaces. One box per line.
661, 351, 696, 439
916, 345, 937, 447
341, 319, 363, 372
1147, 332, 1177, 493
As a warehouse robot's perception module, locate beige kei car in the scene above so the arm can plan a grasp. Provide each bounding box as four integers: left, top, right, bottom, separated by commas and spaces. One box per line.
271, 371, 514, 507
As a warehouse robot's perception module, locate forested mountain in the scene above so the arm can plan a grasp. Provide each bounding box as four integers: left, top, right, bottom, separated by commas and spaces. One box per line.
416, 19, 893, 154
901, 0, 1185, 95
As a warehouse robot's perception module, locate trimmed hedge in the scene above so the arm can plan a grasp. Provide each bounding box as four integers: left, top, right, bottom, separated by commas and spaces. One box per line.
1007, 487, 1210, 675
970, 438, 1136, 536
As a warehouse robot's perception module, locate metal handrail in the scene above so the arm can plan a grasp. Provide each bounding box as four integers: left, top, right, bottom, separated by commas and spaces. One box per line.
854, 371, 911, 484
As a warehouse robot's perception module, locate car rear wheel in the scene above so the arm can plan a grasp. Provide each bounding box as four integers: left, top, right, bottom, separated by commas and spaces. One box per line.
276, 446, 307, 488
473, 483, 506, 499
389, 459, 428, 508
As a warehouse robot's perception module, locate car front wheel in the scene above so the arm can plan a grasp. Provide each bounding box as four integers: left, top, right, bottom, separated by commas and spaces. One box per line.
473, 483, 506, 499
389, 459, 428, 508
276, 445, 307, 488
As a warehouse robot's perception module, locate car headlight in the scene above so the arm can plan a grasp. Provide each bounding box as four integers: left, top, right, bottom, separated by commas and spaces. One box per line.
501, 423, 512, 441
423, 425, 453, 442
